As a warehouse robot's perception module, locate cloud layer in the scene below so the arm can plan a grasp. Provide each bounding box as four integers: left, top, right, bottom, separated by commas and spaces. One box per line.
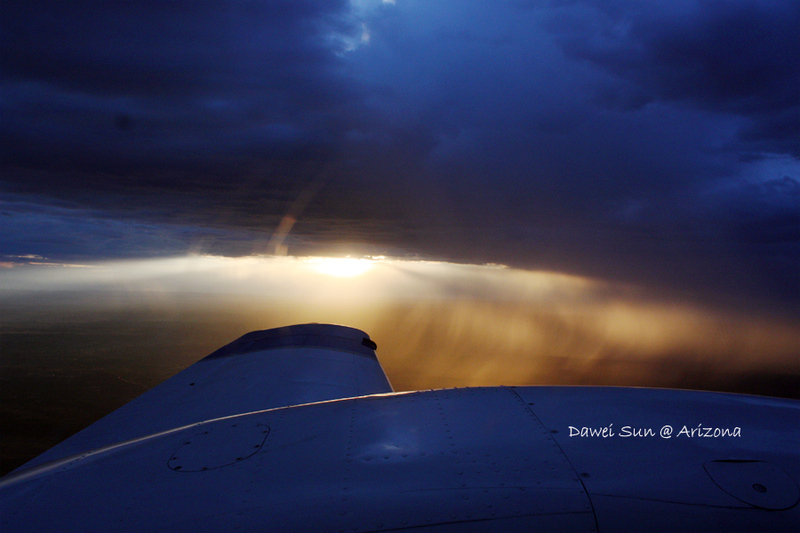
2, 0, 798, 313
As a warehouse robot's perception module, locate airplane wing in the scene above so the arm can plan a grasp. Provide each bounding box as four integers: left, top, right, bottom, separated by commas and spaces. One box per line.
1, 323, 798, 532
7, 323, 392, 472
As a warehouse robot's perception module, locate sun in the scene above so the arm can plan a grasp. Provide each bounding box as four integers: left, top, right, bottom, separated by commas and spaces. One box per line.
306, 257, 374, 277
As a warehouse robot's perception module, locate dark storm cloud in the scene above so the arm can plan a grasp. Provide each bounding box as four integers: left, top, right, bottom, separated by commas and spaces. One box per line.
3, 0, 355, 97
1, 0, 798, 313
2, 0, 358, 176
544, 0, 800, 152
0, 193, 272, 260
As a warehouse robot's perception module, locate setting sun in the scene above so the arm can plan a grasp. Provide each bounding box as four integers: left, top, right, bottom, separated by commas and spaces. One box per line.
305, 257, 374, 277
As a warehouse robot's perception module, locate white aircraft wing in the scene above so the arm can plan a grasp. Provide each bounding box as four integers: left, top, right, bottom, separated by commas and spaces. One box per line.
1, 323, 798, 532
10, 323, 391, 472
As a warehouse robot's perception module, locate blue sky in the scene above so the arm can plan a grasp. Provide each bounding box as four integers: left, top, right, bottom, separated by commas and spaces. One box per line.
2, 0, 798, 314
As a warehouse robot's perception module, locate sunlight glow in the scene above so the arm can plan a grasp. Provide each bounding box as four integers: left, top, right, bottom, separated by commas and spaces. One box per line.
305, 257, 375, 277
1, 252, 797, 391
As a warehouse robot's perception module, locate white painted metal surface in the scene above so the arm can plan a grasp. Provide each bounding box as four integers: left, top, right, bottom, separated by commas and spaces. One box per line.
12, 324, 391, 471
1, 324, 798, 531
